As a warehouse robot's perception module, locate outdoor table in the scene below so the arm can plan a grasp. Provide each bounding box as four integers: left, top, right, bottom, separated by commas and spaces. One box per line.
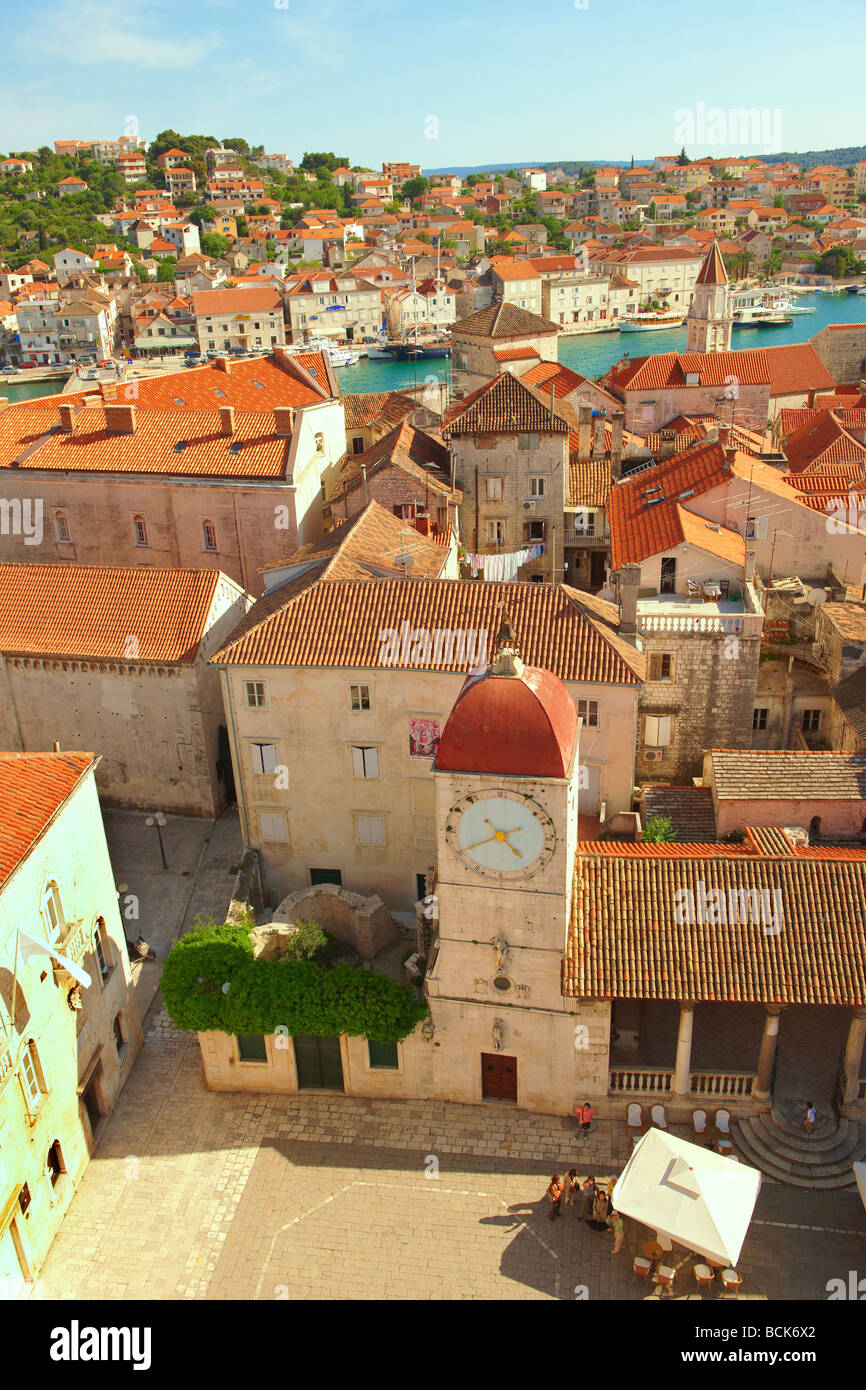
701, 583, 722, 601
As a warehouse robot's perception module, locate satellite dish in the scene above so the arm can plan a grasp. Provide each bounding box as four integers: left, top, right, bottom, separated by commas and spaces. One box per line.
806, 588, 827, 606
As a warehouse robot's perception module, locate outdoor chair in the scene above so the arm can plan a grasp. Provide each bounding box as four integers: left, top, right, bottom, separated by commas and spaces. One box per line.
632, 1256, 652, 1284
693, 1263, 715, 1291
686, 578, 701, 603
692, 1108, 708, 1140
627, 1102, 644, 1144
651, 1103, 668, 1129
714, 1108, 733, 1153
720, 1269, 742, 1298
655, 1264, 676, 1296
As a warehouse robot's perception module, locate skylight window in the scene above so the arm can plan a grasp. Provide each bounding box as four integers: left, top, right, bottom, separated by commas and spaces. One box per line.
309, 368, 318, 377
172, 397, 186, 406
253, 380, 264, 389
174, 440, 187, 453
214, 389, 227, 398
642, 485, 662, 496
678, 488, 695, 500
229, 441, 243, 455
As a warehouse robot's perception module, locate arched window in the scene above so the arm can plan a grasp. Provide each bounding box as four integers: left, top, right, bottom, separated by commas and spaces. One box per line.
93, 917, 112, 984
133, 515, 149, 548
46, 1139, 65, 1187
55, 510, 71, 543
202, 520, 217, 552
41, 880, 64, 943
314, 432, 325, 454
21, 1039, 46, 1105
809, 815, 822, 843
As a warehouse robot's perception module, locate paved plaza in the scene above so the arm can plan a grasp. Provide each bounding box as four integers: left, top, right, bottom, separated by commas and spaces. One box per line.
36, 1012, 866, 1302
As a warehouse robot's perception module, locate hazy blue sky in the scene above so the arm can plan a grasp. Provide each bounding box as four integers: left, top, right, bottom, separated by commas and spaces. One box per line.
1, 0, 862, 166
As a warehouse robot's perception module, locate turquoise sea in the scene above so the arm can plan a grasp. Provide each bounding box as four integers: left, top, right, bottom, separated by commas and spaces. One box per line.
2, 291, 863, 404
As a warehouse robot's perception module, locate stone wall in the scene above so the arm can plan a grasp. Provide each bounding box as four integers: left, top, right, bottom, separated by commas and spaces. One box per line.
812, 324, 866, 386
271, 882, 399, 960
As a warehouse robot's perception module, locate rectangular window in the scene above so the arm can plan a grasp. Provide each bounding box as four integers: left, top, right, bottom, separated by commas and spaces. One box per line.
487, 520, 505, 545
352, 436, 365, 455
485, 475, 504, 501
55, 512, 71, 542
133, 517, 149, 547
202, 521, 217, 551
529, 476, 546, 497
368, 1039, 399, 1069
245, 680, 267, 708
802, 709, 821, 732
94, 922, 112, 983
753, 707, 768, 730
528, 519, 545, 542
577, 699, 599, 728
517, 433, 539, 451
351, 746, 380, 779
259, 811, 288, 842
251, 743, 278, 776
648, 653, 673, 681
356, 814, 386, 846
350, 684, 371, 711
21, 1045, 42, 1104
237, 1034, 268, 1062
645, 714, 672, 747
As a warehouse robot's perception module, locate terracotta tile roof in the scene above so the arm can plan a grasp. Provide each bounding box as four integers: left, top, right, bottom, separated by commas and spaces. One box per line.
260, 501, 450, 582
609, 349, 771, 394
0, 565, 224, 661
336, 420, 453, 496
213, 578, 645, 684
606, 440, 735, 568
782, 411, 866, 474
695, 240, 728, 286
567, 459, 613, 508
677, 505, 747, 565
489, 258, 542, 282
819, 603, 866, 643
565, 845, 866, 1004
341, 390, 416, 431
643, 785, 717, 841
192, 286, 282, 316
0, 752, 97, 888
762, 343, 836, 397
451, 301, 558, 339
707, 749, 866, 800
492, 345, 541, 363
442, 372, 571, 438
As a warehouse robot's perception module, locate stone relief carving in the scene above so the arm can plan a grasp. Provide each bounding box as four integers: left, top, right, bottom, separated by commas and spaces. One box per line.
492, 1019, 504, 1052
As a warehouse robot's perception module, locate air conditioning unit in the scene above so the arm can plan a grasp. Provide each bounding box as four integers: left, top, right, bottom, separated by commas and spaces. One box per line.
645, 749, 666, 761
522, 499, 537, 511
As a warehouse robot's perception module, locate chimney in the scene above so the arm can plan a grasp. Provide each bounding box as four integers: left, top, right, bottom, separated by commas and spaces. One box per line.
104, 403, 137, 434
617, 563, 642, 637
577, 402, 592, 459
717, 424, 730, 447
610, 409, 624, 481
58, 402, 77, 432
592, 413, 606, 456
100, 381, 118, 402
658, 429, 677, 461
273, 406, 295, 437
219, 405, 235, 437
214, 356, 231, 374
52, 740, 61, 752
725, 444, 737, 467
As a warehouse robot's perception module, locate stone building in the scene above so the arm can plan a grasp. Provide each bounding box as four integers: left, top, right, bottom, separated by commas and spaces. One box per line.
0, 352, 346, 596
701, 748, 866, 841
327, 422, 461, 537
0, 565, 251, 816
0, 752, 142, 1291
450, 302, 559, 395
195, 642, 866, 1142
212, 577, 643, 911
811, 323, 866, 386
685, 241, 733, 354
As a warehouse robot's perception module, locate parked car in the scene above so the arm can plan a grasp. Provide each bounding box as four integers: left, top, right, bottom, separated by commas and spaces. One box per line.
96, 359, 113, 368
2, 364, 21, 373
20, 361, 39, 369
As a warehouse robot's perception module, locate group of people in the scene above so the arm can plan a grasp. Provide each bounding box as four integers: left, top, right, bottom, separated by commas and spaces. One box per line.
545, 1173, 625, 1252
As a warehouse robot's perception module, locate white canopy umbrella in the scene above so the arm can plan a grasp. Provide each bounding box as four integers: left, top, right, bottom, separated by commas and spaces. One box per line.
854, 1162, 866, 1211
613, 1127, 761, 1267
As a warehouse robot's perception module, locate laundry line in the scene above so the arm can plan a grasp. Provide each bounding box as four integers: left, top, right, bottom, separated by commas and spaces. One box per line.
463, 544, 545, 581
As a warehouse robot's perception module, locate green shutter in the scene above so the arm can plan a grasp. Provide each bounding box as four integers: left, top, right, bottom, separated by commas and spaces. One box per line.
237, 1034, 268, 1062
368, 1039, 399, 1069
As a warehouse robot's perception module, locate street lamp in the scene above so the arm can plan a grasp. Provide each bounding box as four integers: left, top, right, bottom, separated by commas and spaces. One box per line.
145, 812, 168, 870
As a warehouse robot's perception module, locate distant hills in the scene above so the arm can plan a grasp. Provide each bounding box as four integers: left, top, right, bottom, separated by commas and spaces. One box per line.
426, 147, 866, 175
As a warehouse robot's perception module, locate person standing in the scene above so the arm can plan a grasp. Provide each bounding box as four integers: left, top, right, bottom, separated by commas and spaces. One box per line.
546, 1175, 563, 1220
578, 1176, 596, 1222
593, 1186, 611, 1225
562, 1169, 579, 1209
805, 1102, 817, 1135
607, 1209, 625, 1254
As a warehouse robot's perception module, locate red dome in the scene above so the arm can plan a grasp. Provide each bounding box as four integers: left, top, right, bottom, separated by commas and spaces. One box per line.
435, 663, 578, 777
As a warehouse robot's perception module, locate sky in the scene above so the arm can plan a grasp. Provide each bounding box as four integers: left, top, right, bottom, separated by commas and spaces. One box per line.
0, 0, 863, 168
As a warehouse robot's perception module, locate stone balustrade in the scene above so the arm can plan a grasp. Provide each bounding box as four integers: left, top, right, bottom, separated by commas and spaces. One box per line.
636, 611, 764, 638
610, 1067, 757, 1098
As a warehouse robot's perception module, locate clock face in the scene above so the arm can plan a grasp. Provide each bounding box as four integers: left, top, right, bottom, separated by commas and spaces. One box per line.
445, 790, 556, 880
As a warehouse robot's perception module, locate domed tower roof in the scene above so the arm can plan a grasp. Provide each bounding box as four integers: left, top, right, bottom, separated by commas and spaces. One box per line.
435, 616, 578, 778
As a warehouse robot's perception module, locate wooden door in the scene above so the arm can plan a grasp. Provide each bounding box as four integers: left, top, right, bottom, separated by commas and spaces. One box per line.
293, 1033, 344, 1091
481, 1052, 517, 1102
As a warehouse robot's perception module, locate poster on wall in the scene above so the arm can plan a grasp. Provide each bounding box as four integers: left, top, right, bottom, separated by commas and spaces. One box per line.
409, 718, 440, 760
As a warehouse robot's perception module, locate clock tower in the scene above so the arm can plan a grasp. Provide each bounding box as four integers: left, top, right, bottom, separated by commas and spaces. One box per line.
425, 620, 586, 1111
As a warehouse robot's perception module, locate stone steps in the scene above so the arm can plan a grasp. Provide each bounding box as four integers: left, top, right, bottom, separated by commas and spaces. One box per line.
732, 1111, 866, 1189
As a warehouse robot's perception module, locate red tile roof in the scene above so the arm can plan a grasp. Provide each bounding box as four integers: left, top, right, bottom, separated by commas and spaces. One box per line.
608, 349, 771, 394
192, 286, 282, 316
565, 845, 866, 1005
782, 411, 866, 474
761, 343, 835, 397
695, 240, 728, 286
262, 501, 450, 582
0, 565, 226, 661
442, 372, 571, 437
607, 440, 735, 568
0, 752, 97, 888
213, 578, 644, 684
452, 301, 558, 339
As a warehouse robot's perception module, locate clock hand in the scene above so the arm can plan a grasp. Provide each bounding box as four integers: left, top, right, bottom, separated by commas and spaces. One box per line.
466, 835, 498, 850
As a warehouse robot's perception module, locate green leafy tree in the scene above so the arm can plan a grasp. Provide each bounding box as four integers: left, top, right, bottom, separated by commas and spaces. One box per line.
299, 152, 348, 173
816, 244, 864, 278
677, 146, 691, 165
222, 137, 250, 157
642, 815, 678, 844
401, 176, 430, 202
200, 232, 231, 258
766, 249, 782, 275
155, 255, 177, 283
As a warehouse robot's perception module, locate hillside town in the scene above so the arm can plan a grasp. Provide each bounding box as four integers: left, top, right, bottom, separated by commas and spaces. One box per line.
1, 115, 866, 1327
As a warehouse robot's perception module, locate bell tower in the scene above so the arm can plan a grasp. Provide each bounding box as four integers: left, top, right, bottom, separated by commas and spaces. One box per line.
686, 240, 732, 353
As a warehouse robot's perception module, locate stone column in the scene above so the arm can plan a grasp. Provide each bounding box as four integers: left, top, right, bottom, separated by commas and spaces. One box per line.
843, 1007, 866, 1107
671, 1002, 695, 1100
753, 1004, 784, 1103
